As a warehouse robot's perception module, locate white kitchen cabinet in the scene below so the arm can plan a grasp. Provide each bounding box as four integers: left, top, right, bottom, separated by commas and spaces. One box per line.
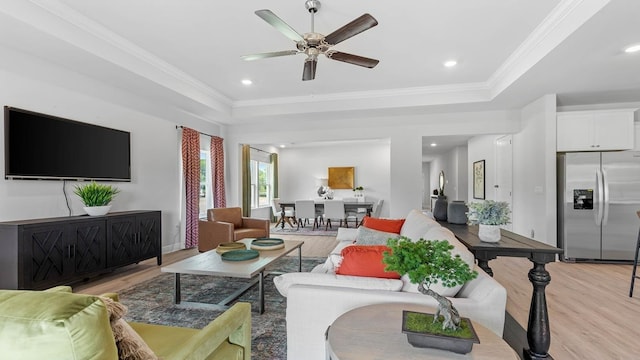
557, 109, 636, 152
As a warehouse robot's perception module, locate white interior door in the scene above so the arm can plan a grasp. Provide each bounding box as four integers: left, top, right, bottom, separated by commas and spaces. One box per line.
495, 135, 513, 230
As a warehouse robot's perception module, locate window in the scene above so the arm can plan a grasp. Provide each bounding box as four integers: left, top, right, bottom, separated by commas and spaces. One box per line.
250, 149, 272, 208
199, 135, 215, 218
199, 150, 210, 218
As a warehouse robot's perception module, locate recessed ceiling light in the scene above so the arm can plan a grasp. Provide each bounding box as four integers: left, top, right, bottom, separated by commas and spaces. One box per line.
279, 144, 286, 148
444, 60, 457, 68
430, 143, 437, 147
241, 79, 253, 85
624, 44, 640, 53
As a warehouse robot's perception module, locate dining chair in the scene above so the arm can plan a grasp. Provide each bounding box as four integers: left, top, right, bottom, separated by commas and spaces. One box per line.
343, 197, 363, 228
372, 199, 384, 218
271, 198, 296, 228
295, 200, 319, 230
323, 200, 346, 230
629, 210, 640, 297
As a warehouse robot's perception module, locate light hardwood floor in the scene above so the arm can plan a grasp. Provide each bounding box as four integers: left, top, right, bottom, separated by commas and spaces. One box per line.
75, 234, 640, 359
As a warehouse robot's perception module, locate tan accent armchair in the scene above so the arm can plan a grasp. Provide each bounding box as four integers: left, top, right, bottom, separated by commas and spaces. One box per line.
198, 207, 270, 252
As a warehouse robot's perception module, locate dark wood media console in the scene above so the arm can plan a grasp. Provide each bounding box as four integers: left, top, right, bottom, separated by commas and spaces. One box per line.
0, 210, 161, 290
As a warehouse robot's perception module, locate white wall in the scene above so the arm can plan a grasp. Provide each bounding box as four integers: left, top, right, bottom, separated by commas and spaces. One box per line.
0, 54, 220, 252
513, 94, 557, 245
421, 162, 431, 209
428, 145, 468, 204
226, 110, 521, 218
277, 140, 391, 217
464, 96, 557, 246
467, 135, 502, 202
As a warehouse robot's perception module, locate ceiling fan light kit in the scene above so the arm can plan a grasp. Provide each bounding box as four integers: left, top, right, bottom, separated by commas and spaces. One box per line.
242, 0, 379, 81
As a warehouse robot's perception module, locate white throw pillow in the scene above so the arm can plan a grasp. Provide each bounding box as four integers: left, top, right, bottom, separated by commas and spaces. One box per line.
354, 226, 400, 245
401, 226, 475, 297
273, 272, 403, 297
399, 209, 440, 241
336, 227, 358, 242
320, 241, 355, 273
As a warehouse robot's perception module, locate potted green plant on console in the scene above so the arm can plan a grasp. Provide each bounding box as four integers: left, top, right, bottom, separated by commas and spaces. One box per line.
467, 200, 510, 242
74, 181, 120, 216
383, 237, 479, 354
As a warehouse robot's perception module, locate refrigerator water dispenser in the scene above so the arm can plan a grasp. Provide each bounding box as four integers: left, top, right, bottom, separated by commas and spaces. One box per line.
573, 189, 593, 210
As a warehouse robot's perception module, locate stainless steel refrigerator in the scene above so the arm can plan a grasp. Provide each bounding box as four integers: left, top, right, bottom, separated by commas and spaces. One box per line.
557, 151, 640, 262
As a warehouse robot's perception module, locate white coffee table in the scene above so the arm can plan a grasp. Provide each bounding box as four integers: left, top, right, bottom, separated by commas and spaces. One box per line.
326, 303, 519, 360
161, 238, 303, 314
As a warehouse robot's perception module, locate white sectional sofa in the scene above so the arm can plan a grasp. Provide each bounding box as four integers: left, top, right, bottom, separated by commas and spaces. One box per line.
273, 209, 507, 360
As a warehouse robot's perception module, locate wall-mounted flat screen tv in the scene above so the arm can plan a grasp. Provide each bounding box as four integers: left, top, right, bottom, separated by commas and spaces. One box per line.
4, 106, 131, 181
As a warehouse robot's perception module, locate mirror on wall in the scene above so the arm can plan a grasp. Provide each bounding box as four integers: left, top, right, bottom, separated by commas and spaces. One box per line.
438, 171, 445, 195
421, 135, 472, 210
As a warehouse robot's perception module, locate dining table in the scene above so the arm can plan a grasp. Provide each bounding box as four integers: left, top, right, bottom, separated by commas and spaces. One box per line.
278, 200, 374, 229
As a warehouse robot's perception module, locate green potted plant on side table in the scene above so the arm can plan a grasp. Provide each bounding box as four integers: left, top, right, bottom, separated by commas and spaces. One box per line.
383, 237, 479, 354
466, 200, 511, 242
74, 181, 120, 216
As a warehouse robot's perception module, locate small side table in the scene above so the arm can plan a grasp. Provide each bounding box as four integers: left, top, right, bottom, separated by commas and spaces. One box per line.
326, 303, 518, 360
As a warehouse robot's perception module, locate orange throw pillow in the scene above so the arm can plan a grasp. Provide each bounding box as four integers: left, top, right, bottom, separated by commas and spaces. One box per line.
336, 245, 400, 279
362, 216, 405, 234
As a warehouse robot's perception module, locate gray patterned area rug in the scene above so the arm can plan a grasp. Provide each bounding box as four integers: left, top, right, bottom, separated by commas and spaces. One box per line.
119, 256, 326, 360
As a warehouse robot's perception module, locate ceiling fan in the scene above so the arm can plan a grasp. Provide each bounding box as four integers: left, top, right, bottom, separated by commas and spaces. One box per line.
241, 0, 379, 81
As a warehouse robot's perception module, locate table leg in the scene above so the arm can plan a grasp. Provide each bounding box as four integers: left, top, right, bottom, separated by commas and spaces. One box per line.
259, 271, 264, 314
298, 246, 302, 272
477, 259, 494, 277
523, 261, 553, 360
174, 273, 181, 304
280, 205, 286, 229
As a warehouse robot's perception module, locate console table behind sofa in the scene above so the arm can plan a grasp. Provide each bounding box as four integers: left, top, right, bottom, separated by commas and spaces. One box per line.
439, 222, 563, 360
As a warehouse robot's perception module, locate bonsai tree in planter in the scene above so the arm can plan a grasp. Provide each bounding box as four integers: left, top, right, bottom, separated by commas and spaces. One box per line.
466, 200, 510, 242
74, 181, 120, 216
383, 237, 477, 331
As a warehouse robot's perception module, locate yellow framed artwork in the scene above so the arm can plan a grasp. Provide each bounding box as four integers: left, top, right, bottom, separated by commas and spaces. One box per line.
328, 167, 355, 189
473, 160, 485, 199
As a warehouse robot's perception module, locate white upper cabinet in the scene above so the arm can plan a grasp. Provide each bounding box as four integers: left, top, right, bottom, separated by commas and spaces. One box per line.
557, 109, 636, 152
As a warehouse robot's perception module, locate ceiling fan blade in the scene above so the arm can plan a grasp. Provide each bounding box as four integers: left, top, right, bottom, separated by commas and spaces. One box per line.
324, 13, 378, 45
302, 58, 317, 81
326, 51, 379, 68
255, 9, 304, 42
242, 50, 299, 61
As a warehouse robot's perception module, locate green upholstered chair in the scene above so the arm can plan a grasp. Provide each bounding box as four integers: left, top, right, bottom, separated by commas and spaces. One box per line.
0, 286, 251, 360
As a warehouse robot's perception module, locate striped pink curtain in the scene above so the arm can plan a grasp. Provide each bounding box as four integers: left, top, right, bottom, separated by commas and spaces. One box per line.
181, 128, 200, 248
211, 136, 226, 208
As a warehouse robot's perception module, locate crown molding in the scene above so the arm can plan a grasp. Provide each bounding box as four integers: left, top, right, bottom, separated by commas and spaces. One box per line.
1, 0, 233, 114
0, 0, 607, 122
233, 0, 609, 118
487, 0, 611, 97
232, 83, 492, 118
